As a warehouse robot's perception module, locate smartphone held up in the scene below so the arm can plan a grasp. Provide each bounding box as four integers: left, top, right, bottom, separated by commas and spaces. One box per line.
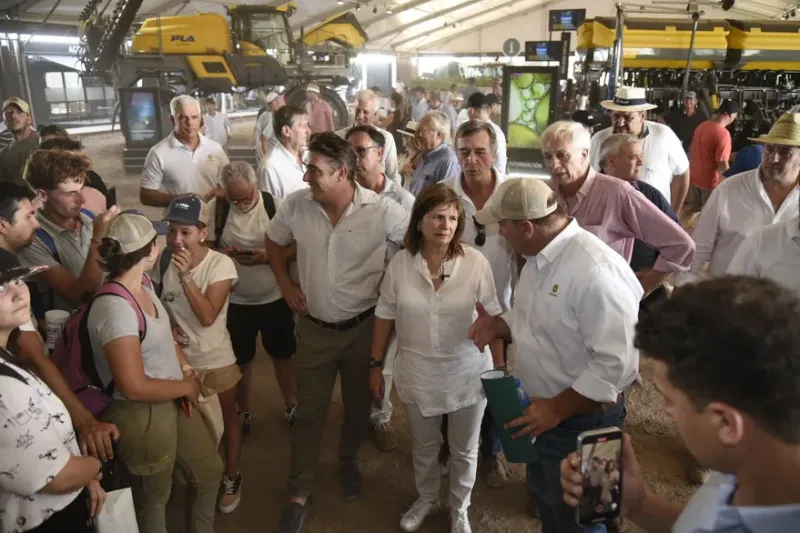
576, 427, 623, 526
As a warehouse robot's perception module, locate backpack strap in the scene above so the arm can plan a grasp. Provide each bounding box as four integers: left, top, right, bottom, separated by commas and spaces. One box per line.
157, 247, 173, 297
0, 359, 26, 383
214, 197, 231, 244
80, 208, 96, 221
262, 191, 276, 219
35, 228, 60, 263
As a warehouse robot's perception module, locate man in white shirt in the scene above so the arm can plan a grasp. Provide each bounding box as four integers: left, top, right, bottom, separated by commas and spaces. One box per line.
678, 112, 800, 284
140, 95, 229, 207
265, 132, 409, 533
561, 276, 800, 533
466, 92, 508, 175
589, 86, 690, 213
468, 178, 641, 533
345, 125, 413, 454
442, 120, 518, 489
202, 97, 232, 148
258, 105, 310, 198
254, 92, 284, 165
335, 89, 400, 184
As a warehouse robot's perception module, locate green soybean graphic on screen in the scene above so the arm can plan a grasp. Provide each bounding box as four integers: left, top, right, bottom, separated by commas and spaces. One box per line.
507, 72, 552, 149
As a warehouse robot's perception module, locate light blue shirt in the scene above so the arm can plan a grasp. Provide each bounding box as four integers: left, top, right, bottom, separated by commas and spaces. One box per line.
674, 472, 800, 533
409, 143, 460, 197
412, 99, 430, 122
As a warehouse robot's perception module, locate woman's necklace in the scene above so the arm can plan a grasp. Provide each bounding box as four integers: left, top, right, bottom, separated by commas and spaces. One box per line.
424, 257, 445, 280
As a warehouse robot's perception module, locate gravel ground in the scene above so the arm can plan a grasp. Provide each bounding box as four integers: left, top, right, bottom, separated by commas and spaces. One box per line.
76, 119, 697, 533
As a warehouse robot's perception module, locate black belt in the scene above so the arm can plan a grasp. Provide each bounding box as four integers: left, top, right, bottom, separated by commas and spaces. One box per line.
307, 307, 375, 331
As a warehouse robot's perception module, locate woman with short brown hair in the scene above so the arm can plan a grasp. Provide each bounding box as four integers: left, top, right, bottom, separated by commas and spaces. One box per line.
369, 184, 504, 533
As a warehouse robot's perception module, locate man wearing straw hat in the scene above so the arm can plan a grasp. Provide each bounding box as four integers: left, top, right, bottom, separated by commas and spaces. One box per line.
678, 111, 800, 286
589, 87, 691, 214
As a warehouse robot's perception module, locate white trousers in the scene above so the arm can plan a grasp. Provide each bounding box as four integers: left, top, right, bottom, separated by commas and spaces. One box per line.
405, 399, 487, 510
370, 334, 397, 425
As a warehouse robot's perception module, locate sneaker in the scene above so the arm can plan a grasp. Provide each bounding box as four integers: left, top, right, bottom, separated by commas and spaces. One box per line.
277, 496, 312, 533
483, 455, 506, 488
399, 498, 438, 532
284, 404, 297, 426
218, 473, 242, 514
372, 421, 397, 452
339, 461, 363, 501
450, 508, 472, 533
240, 411, 252, 438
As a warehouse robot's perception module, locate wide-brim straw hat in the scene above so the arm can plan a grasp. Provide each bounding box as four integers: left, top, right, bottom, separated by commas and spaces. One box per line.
601, 86, 657, 112
749, 112, 800, 147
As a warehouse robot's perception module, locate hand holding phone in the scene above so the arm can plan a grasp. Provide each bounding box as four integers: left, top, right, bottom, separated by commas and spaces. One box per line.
575, 427, 623, 526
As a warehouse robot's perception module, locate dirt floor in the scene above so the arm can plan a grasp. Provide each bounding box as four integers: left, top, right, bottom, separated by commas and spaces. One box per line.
77, 120, 698, 533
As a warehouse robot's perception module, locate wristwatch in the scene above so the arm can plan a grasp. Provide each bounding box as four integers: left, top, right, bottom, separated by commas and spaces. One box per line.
369, 358, 384, 369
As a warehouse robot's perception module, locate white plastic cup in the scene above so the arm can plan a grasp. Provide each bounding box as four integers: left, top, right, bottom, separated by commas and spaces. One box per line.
44, 310, 70, 351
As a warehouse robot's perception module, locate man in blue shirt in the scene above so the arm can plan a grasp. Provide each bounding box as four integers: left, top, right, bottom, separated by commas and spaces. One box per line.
408, 111, 460, 196
560, 276, 800, 532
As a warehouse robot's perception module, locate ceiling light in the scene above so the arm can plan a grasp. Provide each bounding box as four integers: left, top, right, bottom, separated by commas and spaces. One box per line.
386, 6, 393, 14
337, 0, 344, 4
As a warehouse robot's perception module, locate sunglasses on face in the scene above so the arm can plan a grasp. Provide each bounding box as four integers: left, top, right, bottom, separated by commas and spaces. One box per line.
473, 216, 486, 247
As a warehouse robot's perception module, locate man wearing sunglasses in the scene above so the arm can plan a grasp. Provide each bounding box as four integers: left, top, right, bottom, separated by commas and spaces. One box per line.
346, 125, 414, 454
442, 120, 518, 491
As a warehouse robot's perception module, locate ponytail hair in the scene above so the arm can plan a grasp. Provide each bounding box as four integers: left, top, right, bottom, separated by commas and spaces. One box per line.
97, 236, 157, 278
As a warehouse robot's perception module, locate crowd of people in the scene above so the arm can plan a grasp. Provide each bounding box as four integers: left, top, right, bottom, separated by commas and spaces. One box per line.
0, 76, 799, 533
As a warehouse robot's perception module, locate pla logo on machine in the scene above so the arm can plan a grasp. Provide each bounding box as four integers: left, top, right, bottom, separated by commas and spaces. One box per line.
171, 35, 196, 42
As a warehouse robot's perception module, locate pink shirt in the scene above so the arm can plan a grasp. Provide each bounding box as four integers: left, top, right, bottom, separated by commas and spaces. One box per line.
552, 169, 695, 273
306, 99, 334, 134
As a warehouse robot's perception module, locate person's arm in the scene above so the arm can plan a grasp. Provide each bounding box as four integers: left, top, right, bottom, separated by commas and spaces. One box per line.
224, 114, 233, 140
265, 198, 306, 314
140, 187, 181, 207
105, 336, 197, 402
28, 207, 120, 307
371, 253, 400, 401
261, 135, 270, 159
476, 255, 505, 367
325, 105, 335, 132
670, 168, 690, 214
667, 130, 691, 213
173, 253, 236, 327
676, 187, 722, 284
139, 149, 175, 207
383, 132, 399, 181
715, 129, 732, 176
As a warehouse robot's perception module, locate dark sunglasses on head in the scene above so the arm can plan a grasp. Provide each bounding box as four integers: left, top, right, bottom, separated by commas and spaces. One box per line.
473, 216, 486, 247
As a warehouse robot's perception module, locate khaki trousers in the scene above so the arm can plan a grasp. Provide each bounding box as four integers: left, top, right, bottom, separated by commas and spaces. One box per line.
287, 315, 374, 498
102, 400, 223, 533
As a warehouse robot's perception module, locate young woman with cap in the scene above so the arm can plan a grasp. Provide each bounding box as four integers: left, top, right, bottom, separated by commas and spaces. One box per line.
0, 257, 107, 532
86, 212, 223, 533
159, 195, 243, 514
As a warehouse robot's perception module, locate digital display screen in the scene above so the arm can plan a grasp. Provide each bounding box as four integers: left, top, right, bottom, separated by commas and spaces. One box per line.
548, 9, 586, 31
579, 436, 622, 524
123, 91, 158, 143
524, 41, 563, 62
506, 71, 553, 151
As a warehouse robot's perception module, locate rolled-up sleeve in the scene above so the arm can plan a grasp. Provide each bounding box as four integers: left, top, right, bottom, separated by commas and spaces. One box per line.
376, 254, 400, 320
384, 200, 410, 259
677, 186, 723, 284
266, 194, 295, 246
572, 264, 641, 402
620, 188, 695, 272
477, 255, 502, 317
0, 377, 74, 495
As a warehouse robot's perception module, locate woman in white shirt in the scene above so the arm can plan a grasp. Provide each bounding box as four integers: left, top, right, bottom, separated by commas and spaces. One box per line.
370, 184, 504, 533
88, 213, 222, 533
160, 195, 243, 514
0, 259, 106, 533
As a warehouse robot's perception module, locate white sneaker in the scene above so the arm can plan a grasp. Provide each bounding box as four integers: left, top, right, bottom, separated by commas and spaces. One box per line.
400, 498, 438, 532
450, 508, 472, 533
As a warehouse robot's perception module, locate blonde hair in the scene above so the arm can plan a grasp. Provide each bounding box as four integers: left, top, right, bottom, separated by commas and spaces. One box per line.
541, 120, 591, 153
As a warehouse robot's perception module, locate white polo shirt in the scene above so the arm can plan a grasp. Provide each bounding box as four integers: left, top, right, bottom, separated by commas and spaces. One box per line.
727, 217, 800, 296
335, 124, 401, 184
141, 132, 229, 198
373, 174, 415, 211
590, 122, 689, 205
505, 219, 642, 402
442, 171, 517, 311
258, 141, 307, 199
487, 120, 508, 175
266, 183, 409, 323
678, 168, 799, 283
202, 112, 231, 147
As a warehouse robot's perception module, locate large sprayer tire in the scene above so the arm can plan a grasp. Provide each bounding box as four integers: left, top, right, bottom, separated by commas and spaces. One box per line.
285, 85, 349, 130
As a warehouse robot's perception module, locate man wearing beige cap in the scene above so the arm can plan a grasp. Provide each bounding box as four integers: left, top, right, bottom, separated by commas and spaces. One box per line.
678, 111, 800, 285
0, 97, 39, 184
254, 91, 284, 164
468, 177, 642, 533
305, 83, 334, 134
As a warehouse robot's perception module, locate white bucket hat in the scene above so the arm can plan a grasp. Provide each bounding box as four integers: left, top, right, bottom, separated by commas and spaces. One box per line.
749, 112, 800, 147
601, 86, 657, 112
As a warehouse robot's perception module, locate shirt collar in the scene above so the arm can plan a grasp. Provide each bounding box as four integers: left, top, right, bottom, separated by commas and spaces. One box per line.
422, 142, 448, 162
412, 251, 456, 283
639, 122, 651, 139
453, 169, 506, 200
276, 140, 305, 171
303, 182, 378, 206
532, 218, 580, 269
554, 168, 597, 213
37, 210, 92, 235
168, 131, 206, 151
708, 475, 800, 532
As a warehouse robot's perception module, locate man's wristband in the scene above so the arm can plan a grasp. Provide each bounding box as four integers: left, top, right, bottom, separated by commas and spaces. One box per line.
369, 358, 384, 369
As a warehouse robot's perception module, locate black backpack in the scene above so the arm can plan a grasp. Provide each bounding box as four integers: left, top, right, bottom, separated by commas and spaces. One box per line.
214, 191, 276, 243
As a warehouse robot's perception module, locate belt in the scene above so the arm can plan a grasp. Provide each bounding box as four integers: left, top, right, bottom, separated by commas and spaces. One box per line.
585, 392, 625, 416
306, 307, 375, 331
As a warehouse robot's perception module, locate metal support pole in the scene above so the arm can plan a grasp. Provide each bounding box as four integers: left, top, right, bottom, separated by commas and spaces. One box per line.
607, 4, 625, 100
682, 12, 700, 97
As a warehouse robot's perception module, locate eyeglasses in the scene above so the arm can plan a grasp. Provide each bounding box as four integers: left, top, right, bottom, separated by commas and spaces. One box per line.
473, 216, 486, 247
228, 187, 256, 205
353, 145, 378, 158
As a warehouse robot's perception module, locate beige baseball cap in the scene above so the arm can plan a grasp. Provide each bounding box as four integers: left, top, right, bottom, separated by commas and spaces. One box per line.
306, 83, 321, 94
475, 178, 558, 225
105, 212, 167, 253
2, 97, 30, 114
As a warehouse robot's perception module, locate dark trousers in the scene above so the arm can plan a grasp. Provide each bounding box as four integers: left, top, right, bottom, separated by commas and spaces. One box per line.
526, 398, 626, 533
28, 491, 93, 533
